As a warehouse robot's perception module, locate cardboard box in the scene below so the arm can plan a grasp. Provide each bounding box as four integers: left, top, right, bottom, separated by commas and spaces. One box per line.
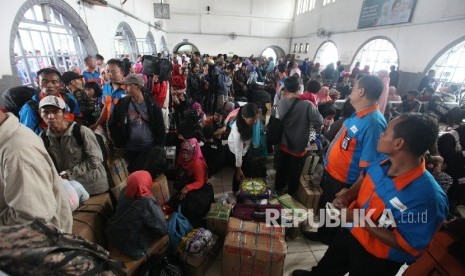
109, 158, 129, 188
206, 203, 232, 239
182, 235, 220, 276
72, 193, 114, 247
297, 176, 322, 214
269, 194, 309, 224
223, 218, 286, 276
151, 174, 170, 205
302, 154, 320, 175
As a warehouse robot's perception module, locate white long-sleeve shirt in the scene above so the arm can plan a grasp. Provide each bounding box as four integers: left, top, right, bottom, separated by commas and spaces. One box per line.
227, 122, 251, 167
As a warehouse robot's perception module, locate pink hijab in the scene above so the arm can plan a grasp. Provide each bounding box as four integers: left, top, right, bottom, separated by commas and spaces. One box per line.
316, 86, 332, 103
125, 171, 153, 199
177, 139, 207, 178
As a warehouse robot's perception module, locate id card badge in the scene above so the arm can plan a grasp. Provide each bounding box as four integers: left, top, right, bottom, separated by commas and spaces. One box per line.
341, 136, 351, 150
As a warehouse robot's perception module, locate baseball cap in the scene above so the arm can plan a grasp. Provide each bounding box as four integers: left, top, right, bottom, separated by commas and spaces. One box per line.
118, 74, 145, 87
39, 95, 66, 110
61, 71, 84, 85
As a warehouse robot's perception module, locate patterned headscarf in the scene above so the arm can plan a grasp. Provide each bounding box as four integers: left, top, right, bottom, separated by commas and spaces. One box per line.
177, 138, 208, 181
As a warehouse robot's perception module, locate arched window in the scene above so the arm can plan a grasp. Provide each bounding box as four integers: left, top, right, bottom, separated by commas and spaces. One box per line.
12, 2, 97, 85
174, 43, 199, 56
427, 39, 465, 94
114, 22, 139, 62
137, 31, 157, 55
351, 38, 398, 74
314, 41, 339, 68
260, 46, 285, 63
161, 36, 168, 53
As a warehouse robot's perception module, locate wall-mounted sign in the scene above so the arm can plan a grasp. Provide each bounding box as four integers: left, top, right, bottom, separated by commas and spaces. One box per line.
358, 0, 417, 29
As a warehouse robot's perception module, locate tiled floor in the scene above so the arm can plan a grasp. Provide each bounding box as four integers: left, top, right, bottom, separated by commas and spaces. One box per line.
204, 163, 409, 276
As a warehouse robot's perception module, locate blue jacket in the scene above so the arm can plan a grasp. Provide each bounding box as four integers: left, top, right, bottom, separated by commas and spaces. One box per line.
19, 93, 81, 134
105, 192, 168, 259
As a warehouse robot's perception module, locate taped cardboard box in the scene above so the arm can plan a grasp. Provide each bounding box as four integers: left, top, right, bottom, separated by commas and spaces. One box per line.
72, 193, 114, 247
151, 174, 170, 205
206, 203, 232, 239
269, 194, 309, 224
223, 218, 287, 276
109, 158, 129, 188
297, 176, 323, 214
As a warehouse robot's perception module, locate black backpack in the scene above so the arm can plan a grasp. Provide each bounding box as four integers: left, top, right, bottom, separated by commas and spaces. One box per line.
141, 55, 172, 81
2, 86, 38, 117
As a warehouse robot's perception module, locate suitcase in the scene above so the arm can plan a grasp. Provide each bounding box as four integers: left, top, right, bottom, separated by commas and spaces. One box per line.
72, 193, 114, 247
237, 177, 269, 201
232, 203, 283, 223
151, 174, 170, 205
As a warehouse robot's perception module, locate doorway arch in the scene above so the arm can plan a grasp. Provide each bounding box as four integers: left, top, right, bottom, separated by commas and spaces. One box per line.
173, 42, 200, 56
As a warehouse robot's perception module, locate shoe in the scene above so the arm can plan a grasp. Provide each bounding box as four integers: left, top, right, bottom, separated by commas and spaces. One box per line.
292, 269, 312, 276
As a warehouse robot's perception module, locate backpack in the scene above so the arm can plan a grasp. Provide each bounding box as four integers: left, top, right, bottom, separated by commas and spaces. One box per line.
0, 220, 124, 275
141, 55, 172, 81
2, 86, 38, 117
266, 99, 299, 145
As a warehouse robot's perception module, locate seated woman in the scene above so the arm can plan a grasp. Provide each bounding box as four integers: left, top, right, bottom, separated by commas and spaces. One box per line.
39, 95, 109, 195
168, 138, 213, 227
191, 101, 207, 124
106, 171, 167, 259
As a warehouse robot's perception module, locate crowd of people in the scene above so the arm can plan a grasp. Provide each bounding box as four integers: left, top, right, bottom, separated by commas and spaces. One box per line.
1, 49, 464, 275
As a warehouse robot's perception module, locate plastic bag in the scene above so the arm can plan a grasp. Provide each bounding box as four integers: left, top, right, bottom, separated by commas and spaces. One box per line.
167, 206, 193, 251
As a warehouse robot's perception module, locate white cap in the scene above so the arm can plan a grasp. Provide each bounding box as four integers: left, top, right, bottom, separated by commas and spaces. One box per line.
39, 95, 66, 110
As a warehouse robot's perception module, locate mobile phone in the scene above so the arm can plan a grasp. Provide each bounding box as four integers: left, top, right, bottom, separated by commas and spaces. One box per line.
326, 202, 341, 220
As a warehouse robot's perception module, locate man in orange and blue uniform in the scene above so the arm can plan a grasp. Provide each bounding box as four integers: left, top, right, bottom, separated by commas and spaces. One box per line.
293, 113, 448, 276
90, 59, 126, 130
306, 75, 387, 244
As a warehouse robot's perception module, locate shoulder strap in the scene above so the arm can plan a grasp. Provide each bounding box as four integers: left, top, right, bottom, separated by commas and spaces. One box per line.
39, 131, 59, 171
72, 123, 84, 146
450, 130, 462, 151
281, 98, 299, 122
40, 131, 50, 149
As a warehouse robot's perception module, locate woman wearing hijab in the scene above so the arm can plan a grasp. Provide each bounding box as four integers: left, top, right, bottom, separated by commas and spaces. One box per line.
191, 102, 207, 124
315, 85, 332, 104
168, 138, 213, 227
171, 63, 187, 127
105, 171, 167, 260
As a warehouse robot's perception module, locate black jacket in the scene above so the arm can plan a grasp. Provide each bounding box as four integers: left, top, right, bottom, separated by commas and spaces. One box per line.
186, 72, 204, 102
110, 93, 166, 148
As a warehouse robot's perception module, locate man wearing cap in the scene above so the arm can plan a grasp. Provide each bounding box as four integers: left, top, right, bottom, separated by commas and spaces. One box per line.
0, 108, 72, 232
109, 74, 166, 172
62, 71, 94, 126
19, 68, 80, 134
39, 95, 109, 195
